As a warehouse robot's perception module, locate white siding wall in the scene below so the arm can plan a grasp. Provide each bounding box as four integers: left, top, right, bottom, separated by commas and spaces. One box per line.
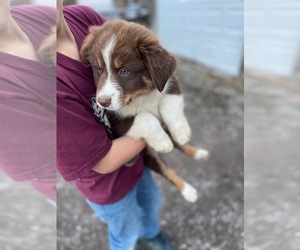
245, 0, 300, 76
156, 0, 244, 77
31, 0, 55, 6
77, 0, 115, 12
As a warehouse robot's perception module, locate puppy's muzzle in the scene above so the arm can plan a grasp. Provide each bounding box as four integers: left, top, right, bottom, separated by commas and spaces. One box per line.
98, 95, 111, 108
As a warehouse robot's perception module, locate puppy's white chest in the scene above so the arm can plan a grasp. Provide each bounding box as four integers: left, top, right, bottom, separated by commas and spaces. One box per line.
118, 91, 162, 118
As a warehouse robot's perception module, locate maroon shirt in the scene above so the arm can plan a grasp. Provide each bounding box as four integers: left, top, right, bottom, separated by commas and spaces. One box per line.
57, 5, 143, 205
0, 6, 56, 200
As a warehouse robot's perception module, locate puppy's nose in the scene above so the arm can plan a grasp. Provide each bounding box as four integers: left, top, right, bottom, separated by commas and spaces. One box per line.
98, 96, 111, 108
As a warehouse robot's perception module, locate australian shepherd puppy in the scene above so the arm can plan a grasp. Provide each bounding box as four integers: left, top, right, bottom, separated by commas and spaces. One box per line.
80, 20, 209, 202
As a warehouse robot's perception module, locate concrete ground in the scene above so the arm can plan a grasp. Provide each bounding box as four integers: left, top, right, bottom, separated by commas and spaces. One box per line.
244, 75, 300, 250
57, 60, 244, 250
0, 174, 56, 250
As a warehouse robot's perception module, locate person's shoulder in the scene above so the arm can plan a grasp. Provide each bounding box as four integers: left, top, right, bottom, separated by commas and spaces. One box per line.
64, 5, 98, 15
64, 5, 106, 26
11, 5, 55, 24
64, 5, 96, 14
11, 5, 55, 18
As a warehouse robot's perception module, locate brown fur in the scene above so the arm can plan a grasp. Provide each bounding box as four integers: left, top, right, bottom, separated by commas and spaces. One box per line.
81, 20, 177, 102
114, 58, 123, 69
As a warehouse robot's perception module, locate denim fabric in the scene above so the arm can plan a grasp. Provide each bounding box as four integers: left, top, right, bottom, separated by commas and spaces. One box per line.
86, 167, 162, 250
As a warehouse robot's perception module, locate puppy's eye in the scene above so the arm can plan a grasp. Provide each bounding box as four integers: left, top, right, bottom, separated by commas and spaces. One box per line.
119, 68, 130, 77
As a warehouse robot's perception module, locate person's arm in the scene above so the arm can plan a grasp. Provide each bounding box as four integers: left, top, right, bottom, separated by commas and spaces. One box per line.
56, 3, 145, 176
57, 81, 146, 181
92, 136, 146, 174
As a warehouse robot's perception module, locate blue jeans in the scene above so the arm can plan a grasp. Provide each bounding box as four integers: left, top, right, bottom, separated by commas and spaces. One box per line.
86, 167, 162, 250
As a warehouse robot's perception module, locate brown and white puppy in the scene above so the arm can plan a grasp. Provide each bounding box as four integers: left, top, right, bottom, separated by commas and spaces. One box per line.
81, 20, 209, 202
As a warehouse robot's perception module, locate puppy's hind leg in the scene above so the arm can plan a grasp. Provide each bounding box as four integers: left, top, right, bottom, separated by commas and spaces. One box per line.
144, 147, 198, 203
175, 143, 209, 161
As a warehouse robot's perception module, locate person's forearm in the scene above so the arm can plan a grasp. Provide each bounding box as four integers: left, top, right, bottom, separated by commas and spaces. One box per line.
92, 136, 146, 174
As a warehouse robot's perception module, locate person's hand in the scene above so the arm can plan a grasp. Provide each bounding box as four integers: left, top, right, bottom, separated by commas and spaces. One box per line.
126, 112, 173, 153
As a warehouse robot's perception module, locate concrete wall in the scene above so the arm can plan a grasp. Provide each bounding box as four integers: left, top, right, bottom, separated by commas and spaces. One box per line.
155, 0, 244, 77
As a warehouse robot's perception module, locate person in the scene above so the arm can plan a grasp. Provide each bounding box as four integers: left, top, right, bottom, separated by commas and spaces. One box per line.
0, 1, 56, 204
56, 1, 171, 250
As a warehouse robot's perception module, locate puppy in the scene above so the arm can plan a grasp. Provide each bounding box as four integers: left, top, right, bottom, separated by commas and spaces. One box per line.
81, 20, 209, 202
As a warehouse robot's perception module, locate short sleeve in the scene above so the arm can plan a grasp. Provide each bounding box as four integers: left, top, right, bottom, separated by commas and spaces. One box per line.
57, 81, 112, 181
63, 5, 106, 49
71, 5, 106, 26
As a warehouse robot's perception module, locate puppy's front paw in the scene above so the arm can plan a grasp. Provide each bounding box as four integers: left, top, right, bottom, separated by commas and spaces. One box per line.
181, 182, 198, 203
147, 134, 174, 153
127, 112, 174, 153
171, 122, 191, 145
174, 124, 191, 145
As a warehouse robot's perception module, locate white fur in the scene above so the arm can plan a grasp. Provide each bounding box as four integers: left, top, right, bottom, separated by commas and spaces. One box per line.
161, 80, 172, 94
181, 182, 198, 203
159, 94, 191, 145
96, 80, 122, 110
118, 90, 162, 118
97, 35, 123, 110
102, 35, 116, 77
126, 112, 173, 153
194, 149, 210, 160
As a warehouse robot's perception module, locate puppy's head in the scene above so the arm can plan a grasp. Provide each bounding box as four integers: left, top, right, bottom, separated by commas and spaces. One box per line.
80, 20, 176, 111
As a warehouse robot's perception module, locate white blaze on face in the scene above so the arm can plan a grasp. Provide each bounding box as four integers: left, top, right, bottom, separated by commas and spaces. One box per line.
96, 35, 122, 110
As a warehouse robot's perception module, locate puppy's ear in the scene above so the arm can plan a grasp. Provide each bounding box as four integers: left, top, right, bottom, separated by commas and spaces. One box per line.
80, 26, 100, 64
139, 37, 177, 92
